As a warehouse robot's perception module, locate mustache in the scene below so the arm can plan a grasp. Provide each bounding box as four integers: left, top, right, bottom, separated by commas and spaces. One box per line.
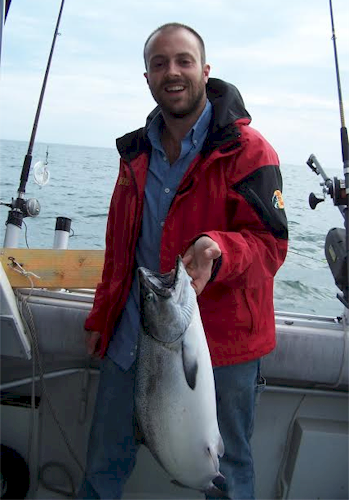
161, 78, 187, 87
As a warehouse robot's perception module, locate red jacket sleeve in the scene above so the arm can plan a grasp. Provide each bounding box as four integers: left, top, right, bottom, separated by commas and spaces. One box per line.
199, 125, 288, 289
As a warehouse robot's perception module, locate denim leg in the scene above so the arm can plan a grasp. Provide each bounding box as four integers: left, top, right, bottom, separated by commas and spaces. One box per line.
212, 359, 264, 500
78, 356, 139, 500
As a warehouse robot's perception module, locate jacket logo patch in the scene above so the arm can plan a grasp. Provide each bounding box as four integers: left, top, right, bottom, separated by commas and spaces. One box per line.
272, 190, 285, 209
118, 177, 130, 186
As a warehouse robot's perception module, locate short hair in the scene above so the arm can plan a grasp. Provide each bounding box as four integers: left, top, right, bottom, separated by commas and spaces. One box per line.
143, 23, 206, 69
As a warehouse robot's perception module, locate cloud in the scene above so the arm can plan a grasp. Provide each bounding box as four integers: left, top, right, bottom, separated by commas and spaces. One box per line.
0, 0, 348, 168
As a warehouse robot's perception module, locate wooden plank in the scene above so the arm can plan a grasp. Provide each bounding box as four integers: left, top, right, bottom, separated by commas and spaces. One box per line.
0, 248, 105, 289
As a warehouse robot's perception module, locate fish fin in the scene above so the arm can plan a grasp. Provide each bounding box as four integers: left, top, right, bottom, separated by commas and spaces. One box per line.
206, 445, 220, 472
171, 477, 227, 498
205, 478, 228, 499
218, 434, 225, 457
182, 338, 198, 390
214, 472, 225, 483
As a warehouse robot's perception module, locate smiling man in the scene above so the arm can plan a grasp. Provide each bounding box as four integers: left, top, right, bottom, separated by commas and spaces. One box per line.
144, 26, 209, 118
79, 23, 288, 500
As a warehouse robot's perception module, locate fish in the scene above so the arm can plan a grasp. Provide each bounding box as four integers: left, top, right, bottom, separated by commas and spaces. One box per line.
136, 256, 225, 494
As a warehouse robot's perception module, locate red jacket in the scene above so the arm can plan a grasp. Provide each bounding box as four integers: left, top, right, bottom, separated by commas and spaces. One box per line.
85, 78, 288, 366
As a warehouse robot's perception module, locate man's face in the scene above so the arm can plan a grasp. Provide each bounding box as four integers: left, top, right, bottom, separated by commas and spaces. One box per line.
144, 28, 210, 119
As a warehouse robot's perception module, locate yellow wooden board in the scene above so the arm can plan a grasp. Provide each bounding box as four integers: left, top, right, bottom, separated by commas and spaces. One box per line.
0, 248, 105, 289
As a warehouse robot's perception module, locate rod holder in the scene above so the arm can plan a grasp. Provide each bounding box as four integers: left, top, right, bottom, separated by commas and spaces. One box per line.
53, 217, 71, 249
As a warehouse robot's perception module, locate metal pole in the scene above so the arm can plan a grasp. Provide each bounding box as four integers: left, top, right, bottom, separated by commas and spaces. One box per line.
329, 0, 349, 194
329, 0, 349, 309
18, 0, 66, 197
3, 0, 66, 248
0, 0, 5, 65
53, 217, 71, 249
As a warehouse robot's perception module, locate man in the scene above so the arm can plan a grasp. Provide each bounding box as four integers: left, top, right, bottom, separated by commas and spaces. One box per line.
79, 23, 288, 500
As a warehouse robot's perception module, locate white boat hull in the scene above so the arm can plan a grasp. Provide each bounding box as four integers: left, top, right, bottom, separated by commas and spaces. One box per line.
0, 287, 348, 499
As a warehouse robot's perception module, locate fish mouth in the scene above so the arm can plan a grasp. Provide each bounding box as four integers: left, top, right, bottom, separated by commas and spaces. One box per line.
138, 256, 182, 298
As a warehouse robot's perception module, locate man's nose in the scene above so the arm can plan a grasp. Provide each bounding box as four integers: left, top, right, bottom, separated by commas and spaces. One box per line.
166, 60, 181, 77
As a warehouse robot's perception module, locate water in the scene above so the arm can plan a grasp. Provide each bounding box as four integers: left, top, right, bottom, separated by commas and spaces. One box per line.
0, 139, 345, 318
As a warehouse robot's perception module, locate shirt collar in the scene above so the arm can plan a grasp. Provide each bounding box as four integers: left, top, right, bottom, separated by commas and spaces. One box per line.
147, 99, 212, 151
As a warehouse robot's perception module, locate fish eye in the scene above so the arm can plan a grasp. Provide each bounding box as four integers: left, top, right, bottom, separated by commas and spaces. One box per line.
145, 292, 154, 302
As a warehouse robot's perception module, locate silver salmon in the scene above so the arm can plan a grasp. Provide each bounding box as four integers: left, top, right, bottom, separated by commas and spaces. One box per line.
136, 256, 224, 493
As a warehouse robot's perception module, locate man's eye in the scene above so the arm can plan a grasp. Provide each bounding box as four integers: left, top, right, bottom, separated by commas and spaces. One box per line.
180, 59, 191, 66
151, 61, 164, 69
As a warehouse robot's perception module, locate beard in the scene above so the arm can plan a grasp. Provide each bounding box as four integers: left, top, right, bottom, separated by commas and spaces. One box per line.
150, 77, 207, 119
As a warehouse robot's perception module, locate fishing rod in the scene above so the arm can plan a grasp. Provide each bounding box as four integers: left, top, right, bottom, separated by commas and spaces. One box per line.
2, 0, 66, 248
0, 1, 9, 70
306, 0, 349, 309
329, 0, 349, 190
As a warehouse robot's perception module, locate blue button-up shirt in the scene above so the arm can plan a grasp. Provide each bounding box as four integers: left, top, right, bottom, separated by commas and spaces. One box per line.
107, 100, 213, 370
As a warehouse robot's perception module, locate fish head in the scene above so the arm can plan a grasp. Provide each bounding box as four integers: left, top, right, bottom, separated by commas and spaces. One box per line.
138, 256, 196, 344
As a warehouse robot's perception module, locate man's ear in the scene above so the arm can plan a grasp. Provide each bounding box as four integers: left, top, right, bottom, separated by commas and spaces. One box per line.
144, 72, 149, 84
203, 64, 211, 83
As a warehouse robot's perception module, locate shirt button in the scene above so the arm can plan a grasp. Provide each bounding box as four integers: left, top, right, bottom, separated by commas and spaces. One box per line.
193, 139, 198, 145
163, 156, 167, 162
160, 221, 165, 227
164, 188, 170, 194
130, 351, 134, 356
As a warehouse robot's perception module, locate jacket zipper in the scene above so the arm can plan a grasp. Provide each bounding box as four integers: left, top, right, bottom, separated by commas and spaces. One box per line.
127, 161, 142, 265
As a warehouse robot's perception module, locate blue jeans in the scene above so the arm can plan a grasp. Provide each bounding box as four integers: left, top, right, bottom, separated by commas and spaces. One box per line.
211, 360, 265, 500
78, 356, 264, 500
78, 357, 140, 499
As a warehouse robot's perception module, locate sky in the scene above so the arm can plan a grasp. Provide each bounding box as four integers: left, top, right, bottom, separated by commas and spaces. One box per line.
0, 0, 349, 170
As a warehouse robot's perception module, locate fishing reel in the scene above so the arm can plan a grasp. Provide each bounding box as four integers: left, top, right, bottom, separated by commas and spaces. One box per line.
0, 197, 41, 219
1, 196, 41, 248
307, 154, 348, 210
307, 154, 349, 309
1, 150, 50, 247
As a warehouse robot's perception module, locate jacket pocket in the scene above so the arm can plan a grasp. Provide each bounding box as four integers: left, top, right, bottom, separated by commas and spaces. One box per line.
244, 288, 260, 334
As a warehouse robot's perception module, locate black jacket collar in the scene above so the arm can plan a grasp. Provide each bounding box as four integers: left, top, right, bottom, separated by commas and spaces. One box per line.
117, 78, 251, 161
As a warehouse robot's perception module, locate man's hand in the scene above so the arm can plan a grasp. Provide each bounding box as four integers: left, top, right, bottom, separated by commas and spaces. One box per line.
86, 330, 101, 356
182, 236, 221, 295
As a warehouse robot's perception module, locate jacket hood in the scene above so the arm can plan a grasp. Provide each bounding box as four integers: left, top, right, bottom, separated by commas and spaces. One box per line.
206, 78, 251, 130
117, 78, 251, 160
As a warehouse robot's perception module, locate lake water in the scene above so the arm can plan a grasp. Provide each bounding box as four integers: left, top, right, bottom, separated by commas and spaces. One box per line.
0, 138, 345, 317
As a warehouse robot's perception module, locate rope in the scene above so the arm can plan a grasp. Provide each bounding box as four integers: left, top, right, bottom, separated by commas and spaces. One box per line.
7, 257, 41, 292
15, 290, 85, 476
11, 266, 85, 497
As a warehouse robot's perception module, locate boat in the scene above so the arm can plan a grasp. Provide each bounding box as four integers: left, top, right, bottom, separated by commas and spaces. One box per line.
0, 0, 348, 499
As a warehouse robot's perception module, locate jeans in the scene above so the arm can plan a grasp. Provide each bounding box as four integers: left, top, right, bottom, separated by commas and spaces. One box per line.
78, 357, 140, 499
211, 360, 265, 500
78, 356, 264, 500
